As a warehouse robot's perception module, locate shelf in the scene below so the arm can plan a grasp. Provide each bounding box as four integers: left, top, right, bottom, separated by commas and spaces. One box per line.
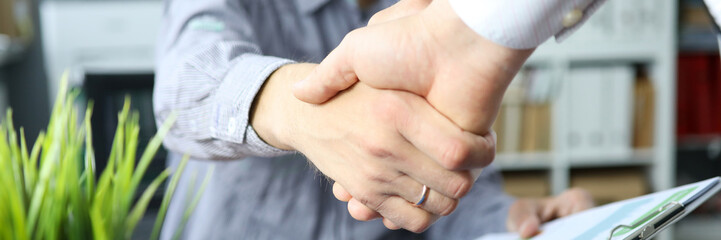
527, 41, 665, 64
494, 152, 553, 171
569, 149, 654, 168
679, 30, 719, 53
494, 149, 655, 171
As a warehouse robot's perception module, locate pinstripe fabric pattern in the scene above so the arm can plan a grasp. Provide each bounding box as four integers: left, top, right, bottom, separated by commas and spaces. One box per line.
449, 0, 608, 49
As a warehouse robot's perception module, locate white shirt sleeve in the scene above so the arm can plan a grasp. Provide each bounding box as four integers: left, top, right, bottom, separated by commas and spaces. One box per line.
448, 0, 608, 49
705, 0, 721, 27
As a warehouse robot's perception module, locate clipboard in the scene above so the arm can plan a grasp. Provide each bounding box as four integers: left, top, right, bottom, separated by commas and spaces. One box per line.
607, 177, 721, 240
476, 177, 721, 240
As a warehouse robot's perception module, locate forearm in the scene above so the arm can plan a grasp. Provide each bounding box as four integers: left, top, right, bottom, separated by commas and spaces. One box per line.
420, 0, 534, 133
154, 0, 295, 160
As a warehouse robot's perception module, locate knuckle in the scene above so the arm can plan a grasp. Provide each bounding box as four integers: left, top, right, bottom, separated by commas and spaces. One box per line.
343, 29, 363, 43
367, 12, 385, 25
440, 139, 471, 170
447, 175, 473, 199
483, 135, 497, 166
360, 140, 395, 160
439, 199, 459, 216
364, 168, 394, 184
407, 215, 433, 233
373, 196, 393, 213
355, 189, 383, 210
352, 207, 377, 221
339, 70, 357, 86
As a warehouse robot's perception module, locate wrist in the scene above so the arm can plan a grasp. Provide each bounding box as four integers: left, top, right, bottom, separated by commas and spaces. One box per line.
251, 63, 317, 151
418, 0, 535, 133
419, 0, 533, 78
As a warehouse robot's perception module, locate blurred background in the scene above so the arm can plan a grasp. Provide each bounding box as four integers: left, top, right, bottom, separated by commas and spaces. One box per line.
0, 0, 720, 239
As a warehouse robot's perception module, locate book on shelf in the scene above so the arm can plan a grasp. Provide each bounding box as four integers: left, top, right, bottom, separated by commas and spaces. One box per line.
521, 68, 553, 152
499, 72, 525, 153
679, 0, 719, 51
493, 68, 553, 154
561, 65, 635, 158
633, 68, 654, 148
0, 0, 16, 38
494, 65, 654, 160
0, 0, 32, 39
677, 54, 721, 137
520, 103, 551, 152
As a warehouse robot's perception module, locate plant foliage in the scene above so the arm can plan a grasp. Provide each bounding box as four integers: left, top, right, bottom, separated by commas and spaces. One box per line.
0, 73, 208, 239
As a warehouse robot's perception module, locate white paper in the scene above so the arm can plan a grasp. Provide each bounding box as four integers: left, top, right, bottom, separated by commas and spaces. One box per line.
477, 178, 720, 240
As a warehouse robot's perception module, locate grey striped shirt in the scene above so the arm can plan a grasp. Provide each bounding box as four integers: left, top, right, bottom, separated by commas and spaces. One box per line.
154, 0, 514, 239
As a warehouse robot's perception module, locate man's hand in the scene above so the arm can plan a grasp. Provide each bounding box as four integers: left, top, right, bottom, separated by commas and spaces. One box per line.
251, 63, 495, 232
507, 188, 595, 238
293, 0, 534, 158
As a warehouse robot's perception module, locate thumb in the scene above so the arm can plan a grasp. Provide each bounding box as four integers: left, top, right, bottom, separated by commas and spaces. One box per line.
293, 40, 358, 104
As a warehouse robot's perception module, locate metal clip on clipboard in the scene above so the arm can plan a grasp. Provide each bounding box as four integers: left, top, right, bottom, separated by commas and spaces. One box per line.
607, 201, 686, 240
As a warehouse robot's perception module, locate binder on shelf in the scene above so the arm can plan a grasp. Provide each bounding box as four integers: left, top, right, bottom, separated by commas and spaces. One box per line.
494, 67, 553, 155
563, 65, 634, 159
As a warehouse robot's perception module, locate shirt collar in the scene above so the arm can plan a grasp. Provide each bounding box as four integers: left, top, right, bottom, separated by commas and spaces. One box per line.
296, 0, 332, 14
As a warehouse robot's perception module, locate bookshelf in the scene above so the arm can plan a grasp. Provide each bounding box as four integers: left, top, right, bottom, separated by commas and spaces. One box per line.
494, 0, 676, 238
493, 0, 676, 223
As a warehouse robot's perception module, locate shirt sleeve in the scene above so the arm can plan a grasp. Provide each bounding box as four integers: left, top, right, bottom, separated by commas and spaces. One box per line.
448, 0, 609, 49
153, 0, 295, 160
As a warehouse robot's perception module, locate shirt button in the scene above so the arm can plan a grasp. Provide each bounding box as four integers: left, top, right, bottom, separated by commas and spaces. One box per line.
562, 9, 584, 28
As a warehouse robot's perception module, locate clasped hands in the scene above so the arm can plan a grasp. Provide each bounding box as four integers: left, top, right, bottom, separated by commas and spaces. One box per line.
251, 0, 591, 237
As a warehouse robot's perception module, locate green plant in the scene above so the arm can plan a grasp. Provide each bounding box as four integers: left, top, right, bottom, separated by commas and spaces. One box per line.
0, 73, 209, 239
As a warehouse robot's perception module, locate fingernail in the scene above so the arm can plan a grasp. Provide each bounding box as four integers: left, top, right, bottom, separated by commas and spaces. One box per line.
520, 220, 532, 234
520, 219, 539, 238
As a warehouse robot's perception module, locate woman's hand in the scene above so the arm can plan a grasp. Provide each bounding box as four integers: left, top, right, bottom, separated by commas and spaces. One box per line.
251, 63, 496, 232
507, 188, 595, 238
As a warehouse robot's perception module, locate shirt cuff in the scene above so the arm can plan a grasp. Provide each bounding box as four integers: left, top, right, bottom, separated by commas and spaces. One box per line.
245, 125, 295, 157
211, 54, 294, 150
449, 0, 606, 49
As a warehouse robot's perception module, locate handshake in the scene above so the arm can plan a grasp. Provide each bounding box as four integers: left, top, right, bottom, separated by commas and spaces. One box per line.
250, 0, 588, 237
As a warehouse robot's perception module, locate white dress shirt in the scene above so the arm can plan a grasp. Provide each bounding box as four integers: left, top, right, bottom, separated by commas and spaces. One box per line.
448, 0, 608, 49
706, 0, 721, 24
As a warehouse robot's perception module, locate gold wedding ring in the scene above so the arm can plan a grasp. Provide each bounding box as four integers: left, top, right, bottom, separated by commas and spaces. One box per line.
415, 185, 430, 206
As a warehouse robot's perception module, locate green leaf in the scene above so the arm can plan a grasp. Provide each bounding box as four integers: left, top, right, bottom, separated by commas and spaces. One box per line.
130, 112, 177, 196
151, 154, 190, 240
173, 166, 213, 240
125, 169, 170, 238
